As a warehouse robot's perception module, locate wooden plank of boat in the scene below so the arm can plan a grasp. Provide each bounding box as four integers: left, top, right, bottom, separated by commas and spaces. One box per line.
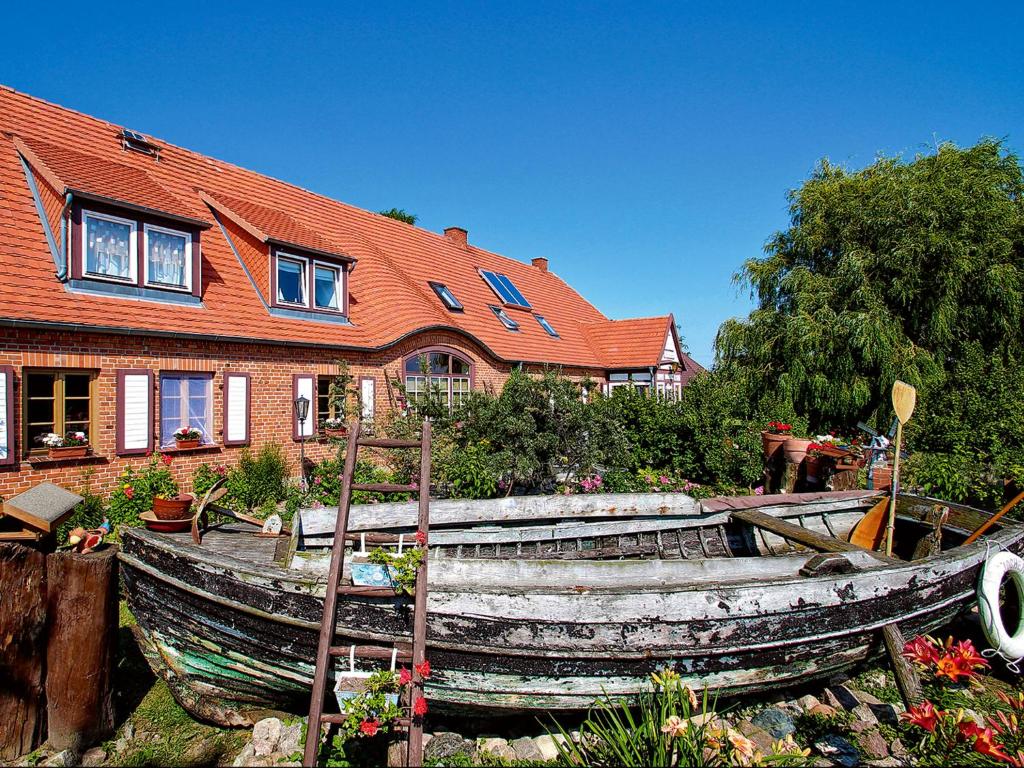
730, 508, 894, 562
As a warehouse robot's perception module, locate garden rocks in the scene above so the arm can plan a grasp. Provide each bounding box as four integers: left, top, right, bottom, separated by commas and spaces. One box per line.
233, 717, 304, 767
853, 728, 889, 760
736, 720, 776, 753
510, 736, 545, 762
476, 737, 516, 762
751, 706, 795, 738
424, 731, 474, 762
533, 734, 563, 761
253, 717, 284, 756
79, 747, 107, 767
808, 702, 838, 718
814, 733, 860, 767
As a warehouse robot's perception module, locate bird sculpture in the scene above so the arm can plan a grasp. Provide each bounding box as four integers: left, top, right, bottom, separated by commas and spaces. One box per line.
67, 518, 112, 553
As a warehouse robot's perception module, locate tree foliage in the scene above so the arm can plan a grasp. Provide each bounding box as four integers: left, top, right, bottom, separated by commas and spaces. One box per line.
379, 207, 418, 225
716, 139, 1024, 429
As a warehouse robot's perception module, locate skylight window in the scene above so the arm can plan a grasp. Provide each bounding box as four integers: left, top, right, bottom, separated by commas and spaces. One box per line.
535, 314, 559, 338
480, 269, 531, 308
120, 127, 160, 157
429, 281, 463, 311
489, 305, 520, 331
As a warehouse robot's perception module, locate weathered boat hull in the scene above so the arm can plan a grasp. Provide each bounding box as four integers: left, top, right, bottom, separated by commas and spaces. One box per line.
118, 491, 1024, 726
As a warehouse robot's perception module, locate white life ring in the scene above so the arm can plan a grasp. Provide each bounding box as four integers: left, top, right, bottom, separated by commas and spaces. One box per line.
978, 550, 1024, 659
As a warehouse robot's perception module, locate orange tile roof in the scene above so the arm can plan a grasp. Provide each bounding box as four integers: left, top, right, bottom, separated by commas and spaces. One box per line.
0, 84, 689, 371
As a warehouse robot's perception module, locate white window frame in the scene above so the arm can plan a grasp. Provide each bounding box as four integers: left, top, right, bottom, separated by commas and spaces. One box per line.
143, 222, 193, 292
159, 372, 214, 448
82, 209, 138, 284
276, 252, 309, 307
312, 260, 343, 311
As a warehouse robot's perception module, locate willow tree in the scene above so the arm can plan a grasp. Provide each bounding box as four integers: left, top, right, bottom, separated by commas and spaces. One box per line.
716, 139, 1024, 429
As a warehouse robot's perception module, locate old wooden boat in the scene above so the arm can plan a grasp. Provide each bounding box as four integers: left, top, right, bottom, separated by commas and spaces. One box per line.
118, 489, 1024, 726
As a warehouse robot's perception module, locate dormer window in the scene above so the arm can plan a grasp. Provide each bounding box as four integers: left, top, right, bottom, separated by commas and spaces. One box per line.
314, 263, 342, 310
490, 304, 520, 331
144, 223, 193, 291
429, 281, 463, 311
84, 211, 137, 283
271, 247, 349, 315
480, 269, 531, 309
276, 253, 308, 306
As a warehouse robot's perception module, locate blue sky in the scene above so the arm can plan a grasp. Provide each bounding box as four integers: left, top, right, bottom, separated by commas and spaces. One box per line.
3, 2, 1021, 366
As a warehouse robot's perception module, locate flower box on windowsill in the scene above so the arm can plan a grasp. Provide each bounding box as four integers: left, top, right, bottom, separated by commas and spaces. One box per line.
323, 427, 348, 439
28, 452, 106, 467
48, 445, 91, 460
161, 443, 221, 454
175, 439, 201, 450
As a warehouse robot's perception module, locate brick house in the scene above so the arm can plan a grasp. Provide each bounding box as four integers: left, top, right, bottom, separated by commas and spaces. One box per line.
0, 85, 702, 498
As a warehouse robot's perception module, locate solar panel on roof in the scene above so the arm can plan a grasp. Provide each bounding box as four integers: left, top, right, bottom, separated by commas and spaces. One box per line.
480, 269, 530, 308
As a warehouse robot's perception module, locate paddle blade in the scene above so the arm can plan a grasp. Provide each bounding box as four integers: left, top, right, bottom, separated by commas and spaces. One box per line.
850, 497, 890, 551
892, 380, 917, 424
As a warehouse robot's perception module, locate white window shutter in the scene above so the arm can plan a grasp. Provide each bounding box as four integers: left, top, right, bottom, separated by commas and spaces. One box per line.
224, 372, 251, 446
0, 366, 14, 465
360, 377, 375, 421
293, 374, 315, 440
117, 369, 153, 455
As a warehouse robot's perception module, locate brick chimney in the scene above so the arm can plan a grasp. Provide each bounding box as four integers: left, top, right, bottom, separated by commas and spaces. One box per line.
443, 227, 468, 247
531, 257, 549, 272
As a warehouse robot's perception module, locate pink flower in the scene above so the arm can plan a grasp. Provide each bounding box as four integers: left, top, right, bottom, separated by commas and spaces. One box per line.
754, 486, 765, 496
659, 475, 670, 485
314, 476, 322, 485
123, 486, 135, 499
214, 464, 227, 476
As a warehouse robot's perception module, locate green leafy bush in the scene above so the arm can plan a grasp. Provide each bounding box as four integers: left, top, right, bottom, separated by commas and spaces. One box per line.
192, 462, 228, 500
57, 475, 108, 543
225, 443, 289, 511
108, 454, 179, 532
443, 441, 498, 499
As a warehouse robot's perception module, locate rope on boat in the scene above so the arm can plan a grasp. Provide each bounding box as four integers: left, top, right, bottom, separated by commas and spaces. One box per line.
978, 540, 1024, 673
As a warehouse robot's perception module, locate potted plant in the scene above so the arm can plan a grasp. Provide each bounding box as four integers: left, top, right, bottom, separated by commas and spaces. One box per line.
152, 492, 195, 520
805, 442, 830, 483
39, 431, 91, 459
783, 434, 814, 465
321, 416, 348, 438
173, 425, 202, 449
761, 421, 791, 460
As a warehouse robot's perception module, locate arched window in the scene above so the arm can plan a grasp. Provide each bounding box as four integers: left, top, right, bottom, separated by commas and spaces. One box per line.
403, 350, 472, 411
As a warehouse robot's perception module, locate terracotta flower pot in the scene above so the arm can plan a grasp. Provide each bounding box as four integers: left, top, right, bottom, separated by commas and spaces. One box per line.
871, 467, 893, 492
152, 494, 194, 521
805, 455, 825, 483
48, 444, 89, 459
783, 438, 813, 465
324, 427, 348, 438
761, 431, 788, 461
175, 439, 201, 450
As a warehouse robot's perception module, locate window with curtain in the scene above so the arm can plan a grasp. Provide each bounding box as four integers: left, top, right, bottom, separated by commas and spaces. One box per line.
145, 224, 191, 289
160, 373, 213, 447
403, 352, 471, 413
84, 211, 136, 282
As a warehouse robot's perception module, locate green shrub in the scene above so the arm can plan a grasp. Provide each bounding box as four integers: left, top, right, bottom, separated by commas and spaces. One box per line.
444, 442, 498, 499
57, 474, 108, 543
108, 455, 179, 532
192, 462, 228, 500
226, 443, 289, 511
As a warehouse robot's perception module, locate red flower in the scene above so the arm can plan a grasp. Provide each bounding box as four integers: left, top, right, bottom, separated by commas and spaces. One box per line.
413, 697, 428, 716
902, 700, 942, 732
972, 728, 1013, 763
950, 639, 989, 671
359, 719, 380, 737
399, 667, 412, 686
958, 720, 986, 740
903, 635, 940, 667
124, 486, 135, 500
415, 530, 427, 546
415, 660, 431, 679
161, 452, 174, 466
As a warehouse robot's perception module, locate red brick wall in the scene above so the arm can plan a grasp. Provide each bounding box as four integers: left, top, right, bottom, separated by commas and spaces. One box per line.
0, 328, 603, 499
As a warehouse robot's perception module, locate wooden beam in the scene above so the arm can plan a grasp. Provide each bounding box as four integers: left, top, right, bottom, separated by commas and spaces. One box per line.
730, 508, 894, 562
882, 623, 923, 708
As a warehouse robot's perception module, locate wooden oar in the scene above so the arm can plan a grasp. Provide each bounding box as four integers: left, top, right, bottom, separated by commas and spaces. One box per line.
885, 381, 916, 557
849, 496, 891, 550
963, 489, 1024, 546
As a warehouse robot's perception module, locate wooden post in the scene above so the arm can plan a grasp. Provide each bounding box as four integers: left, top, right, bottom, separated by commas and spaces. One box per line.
0, 543, 48, 759
882, 623, 923, 708
45, 546, 119, 753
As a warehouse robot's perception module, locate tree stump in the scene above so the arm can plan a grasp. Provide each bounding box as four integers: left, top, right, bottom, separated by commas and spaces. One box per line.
45, 546, 119, 753
0, 543, 48, 759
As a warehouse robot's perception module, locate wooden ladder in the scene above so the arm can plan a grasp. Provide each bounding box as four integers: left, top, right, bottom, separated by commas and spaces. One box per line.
303, 419, 432, 767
